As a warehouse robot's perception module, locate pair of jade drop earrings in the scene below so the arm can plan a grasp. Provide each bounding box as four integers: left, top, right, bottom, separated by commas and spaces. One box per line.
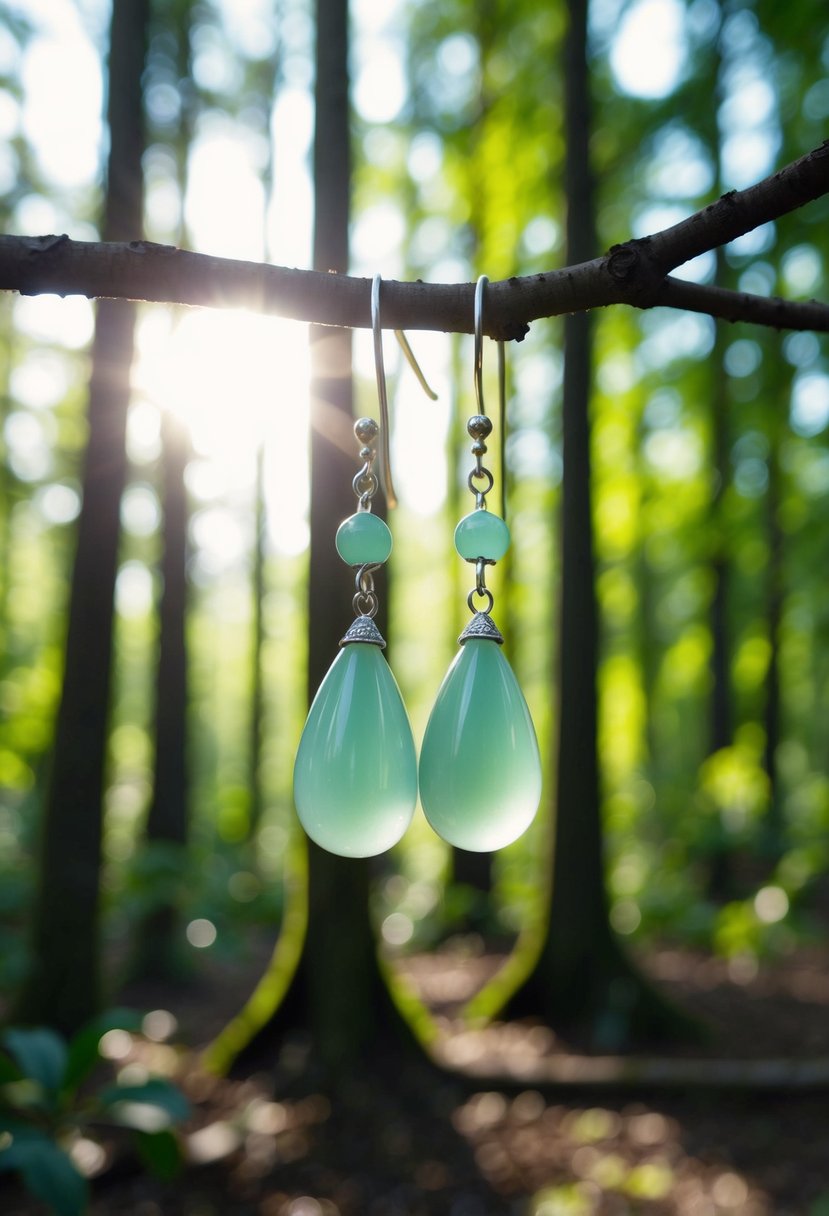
293, 275, 542, 858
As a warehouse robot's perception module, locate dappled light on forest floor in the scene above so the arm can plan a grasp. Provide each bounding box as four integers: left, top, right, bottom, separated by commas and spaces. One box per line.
6, 944, 829, 1215
398, 942, 829, 1080
42, 1046, 826, 1216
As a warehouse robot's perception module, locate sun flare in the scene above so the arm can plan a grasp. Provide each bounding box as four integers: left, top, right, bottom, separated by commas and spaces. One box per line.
134, 307, 312, 557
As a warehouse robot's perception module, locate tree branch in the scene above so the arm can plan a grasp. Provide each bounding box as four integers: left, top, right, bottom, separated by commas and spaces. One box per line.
1, 142, 827, 338
655, 276, 829, 331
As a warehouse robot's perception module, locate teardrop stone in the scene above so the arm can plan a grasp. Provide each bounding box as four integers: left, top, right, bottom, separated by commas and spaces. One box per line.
419, 638, 541, 851
294, 642, 417, 857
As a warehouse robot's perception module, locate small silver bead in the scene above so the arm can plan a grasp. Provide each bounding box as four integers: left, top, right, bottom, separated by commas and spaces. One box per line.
355, 417, 379, 444
467, 414, 493, 440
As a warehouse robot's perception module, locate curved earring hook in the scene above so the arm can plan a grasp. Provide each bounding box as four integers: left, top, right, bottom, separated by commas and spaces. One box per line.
473, 274, 507, 520
372, 273, 398, 510
394, 330, 439, 402
473, 274, 488, 417
371, 275, 439, 510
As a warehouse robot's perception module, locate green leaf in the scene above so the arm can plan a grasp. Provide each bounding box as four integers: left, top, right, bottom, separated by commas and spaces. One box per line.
63, 1008, 144, 1094
0, 1120, 42, 1163
135, 1129, 182, 1181
22, 1148, 89, 1216
98, 1078, 190, 1125
0, 1050, 22, 1084
0, 1128, 88, 1216
2, 1029, 67, 1094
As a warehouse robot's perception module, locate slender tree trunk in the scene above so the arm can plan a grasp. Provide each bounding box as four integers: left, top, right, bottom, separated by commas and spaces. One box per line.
706, 281, 734, 901
303, 0, 370, 1070
17, 0, 149, 1033
703, 6, 735, 901
247, 444, 267, 839
709, 307, 731, 761
293, 0, 421, 1073
761, 373, 785, 862
246, 31, 280, 845
505, 0, 690, 1048
210, 0, 423, 1078
0, 308, 14, 652
133, 409, 190, 976
635, 419, 661, 771
132, 0, 196, 976
152, 417, 190, 833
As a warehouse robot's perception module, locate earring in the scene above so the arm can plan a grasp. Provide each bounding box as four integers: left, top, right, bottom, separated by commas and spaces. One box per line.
419, 276, 542, 852
293, 277, 418, 858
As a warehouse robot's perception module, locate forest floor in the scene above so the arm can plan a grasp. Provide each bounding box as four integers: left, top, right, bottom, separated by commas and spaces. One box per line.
3, 940, 829, 1216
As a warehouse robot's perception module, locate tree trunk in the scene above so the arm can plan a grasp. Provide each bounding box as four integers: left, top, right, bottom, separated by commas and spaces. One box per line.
246, 445, 267, 840
17, 0, 149, 1033
702, 6, 735, 901
131, 0, 197, 977
0, 307, 15, 651
709, 308, 732, 761
705, 283, 734, 902
206, 0, 424, 1079
504, 0, 691, 1049
133, 409, 191, 977
245, 22, 279, 846
761, 361, 785, 863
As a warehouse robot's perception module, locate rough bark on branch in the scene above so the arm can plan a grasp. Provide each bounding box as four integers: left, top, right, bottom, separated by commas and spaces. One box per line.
0, 142, 827, 337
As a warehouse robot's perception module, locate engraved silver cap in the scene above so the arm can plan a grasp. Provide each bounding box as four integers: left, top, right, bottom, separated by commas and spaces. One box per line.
458, 612, 504, 645
340, 615, 386, 648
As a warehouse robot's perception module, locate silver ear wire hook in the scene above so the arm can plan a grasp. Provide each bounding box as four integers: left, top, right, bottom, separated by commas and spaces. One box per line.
371, 274, 439, 510
473, 275, 507, 520
473, 274, 488, 416
394, 330, 438, 401
372, 273, 398, 510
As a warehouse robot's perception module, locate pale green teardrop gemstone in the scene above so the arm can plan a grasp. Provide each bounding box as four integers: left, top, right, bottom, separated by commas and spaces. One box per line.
294, 642, 417, 858
336, 512, 392, 565
419, 638, 541, 851
454, 510, 511, 561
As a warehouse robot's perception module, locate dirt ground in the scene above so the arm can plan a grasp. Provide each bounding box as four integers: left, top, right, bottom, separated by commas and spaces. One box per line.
2, 942, 829, 1216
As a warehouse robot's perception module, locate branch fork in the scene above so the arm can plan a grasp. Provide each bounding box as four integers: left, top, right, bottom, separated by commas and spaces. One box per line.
1, 142, 827, 335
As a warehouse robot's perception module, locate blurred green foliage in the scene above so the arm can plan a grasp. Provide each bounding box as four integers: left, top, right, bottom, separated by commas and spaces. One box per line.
0, 1012, 189, 1215
0, 0, 828, 1026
